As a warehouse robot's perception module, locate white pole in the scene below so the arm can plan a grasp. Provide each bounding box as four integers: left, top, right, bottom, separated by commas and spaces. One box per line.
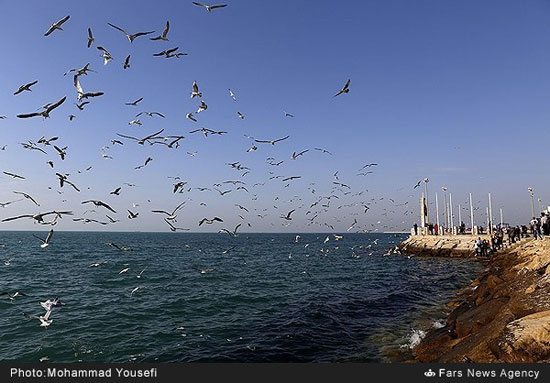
486, 207, 489, 231
435, 193, 440, 231
449, 193, 454, 233
488, 193, 493, 234
424, 179, 429, 225
500, 208, 503, 227
443, 191, 448, 230
469, 193, 475, 235
458, 204, 462, 225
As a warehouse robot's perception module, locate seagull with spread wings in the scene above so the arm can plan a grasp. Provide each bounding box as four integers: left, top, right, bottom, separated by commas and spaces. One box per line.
87, 27, 95, 48
97, 46, 113, 65
17, 96, 66, 119
13, 191, 39, 206
107, 22, 155, 43
1, 211, 73, 224
55, 173, 80, 192
14, 81, 38, 95
254, 136, 290, 145
199, 217, 223, 226
44, 15, 70, 36
192, 2, 228, 12
81, 200, 117, 214
33, 230, 54, 248
150, 21, 170, 41
152, 201, 186, 221
333, 79, 351, 97
125, 97, 143, 106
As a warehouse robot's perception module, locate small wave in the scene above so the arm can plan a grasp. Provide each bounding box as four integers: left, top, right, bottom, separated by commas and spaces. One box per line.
432, 319, 445, 329
400, 329, 426, 350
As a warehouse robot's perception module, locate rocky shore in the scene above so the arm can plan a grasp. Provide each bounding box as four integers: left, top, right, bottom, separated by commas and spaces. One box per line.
398, 235, 489, 257
413, 238, 550, 362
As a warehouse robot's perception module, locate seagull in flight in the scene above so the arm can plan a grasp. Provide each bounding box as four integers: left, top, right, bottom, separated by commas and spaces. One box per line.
32, 229, 54, 248
87, 28, 95, 48
192, 2, 228, 13
3, 171, 25, 180
254, 136, 290, 145
281, 209, 296, 221
97, 46, 113, 65
56, 173, 80, 192
333, 79, 351, 97
135, 157, 153, 170
117, 129, 165, 145
136, 111, 165, 118
17, 96, 66, 119
13, 191, 39, 206
199, 217, 223, 226
107, 23, 155, 43
186, 112, 197, 122
284, 111, 294, 117
125, 97, 144, 106
1, 211, 73, 224
14, 81, 38, 95
123, 55, 131, 69
127, 210, 139, 219
153, 47, 180, 58
190, 81, 202, 98
314, 148, 332, 155
228, 89, 237, 101
44, 15, 70, 36
150, 21, 170, 41
291, 149, 309, 160
151, 201, 186, 220
219, 223, 241, 237
82, 200, 117, 213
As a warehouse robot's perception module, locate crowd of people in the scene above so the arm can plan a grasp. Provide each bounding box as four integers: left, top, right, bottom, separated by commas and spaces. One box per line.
473, 212, 549, 256
413, 212, 550, 257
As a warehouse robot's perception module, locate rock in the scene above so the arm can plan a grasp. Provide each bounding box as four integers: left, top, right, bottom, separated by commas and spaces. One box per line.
525, 284, 537, 294
497, 311, 550, 362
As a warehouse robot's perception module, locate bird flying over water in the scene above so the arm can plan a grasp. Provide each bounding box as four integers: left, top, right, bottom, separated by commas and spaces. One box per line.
13, 191, 39, 206
82, 200, 117, 213
32, 229, 54, 248
199, 217, 223, 226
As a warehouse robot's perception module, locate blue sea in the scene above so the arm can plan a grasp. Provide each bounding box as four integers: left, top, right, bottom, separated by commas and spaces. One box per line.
0, 232, 483, 362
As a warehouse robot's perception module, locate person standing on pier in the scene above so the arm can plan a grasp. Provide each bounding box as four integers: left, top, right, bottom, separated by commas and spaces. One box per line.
413, 223, 418, 235
541, 213, 549, 236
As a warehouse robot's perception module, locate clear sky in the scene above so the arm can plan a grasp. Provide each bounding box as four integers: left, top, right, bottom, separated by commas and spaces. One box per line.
0, 0, 549, 232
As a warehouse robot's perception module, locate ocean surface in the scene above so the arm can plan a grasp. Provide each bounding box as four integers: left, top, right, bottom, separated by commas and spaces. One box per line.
0, 232, 483, 362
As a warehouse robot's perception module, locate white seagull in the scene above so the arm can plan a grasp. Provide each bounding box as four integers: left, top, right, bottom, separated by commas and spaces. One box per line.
44, 15, 70, 36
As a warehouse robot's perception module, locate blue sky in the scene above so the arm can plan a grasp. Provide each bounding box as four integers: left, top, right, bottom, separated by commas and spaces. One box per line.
0, 0, 549, 232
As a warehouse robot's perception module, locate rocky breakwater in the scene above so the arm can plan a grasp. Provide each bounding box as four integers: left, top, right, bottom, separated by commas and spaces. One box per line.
398, 235, 486, 257
414, 238, 550, 362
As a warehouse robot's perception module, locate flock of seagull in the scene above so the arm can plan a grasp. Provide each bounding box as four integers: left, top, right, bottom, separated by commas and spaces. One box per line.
0, 3, 424, 331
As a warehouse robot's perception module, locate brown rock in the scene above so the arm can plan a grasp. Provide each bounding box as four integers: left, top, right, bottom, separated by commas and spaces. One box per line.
497, 311, 550, 362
